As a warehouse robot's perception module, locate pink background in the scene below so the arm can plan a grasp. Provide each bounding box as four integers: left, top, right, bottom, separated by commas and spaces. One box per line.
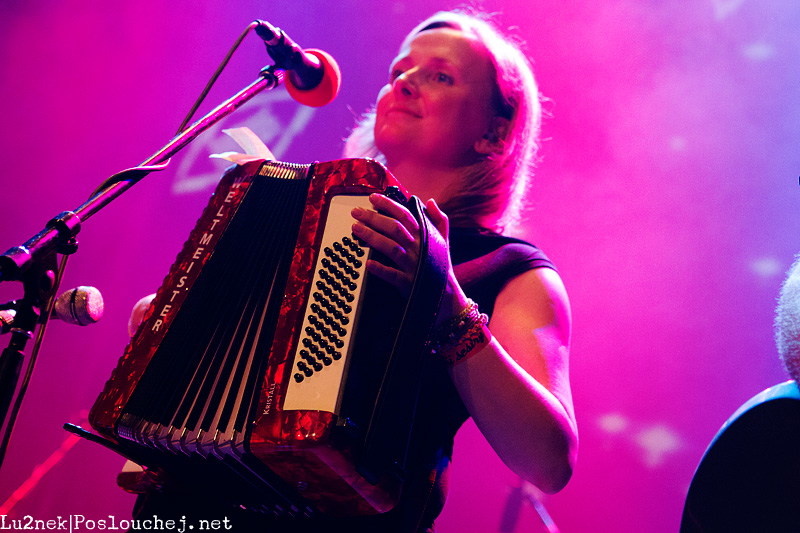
1, 1, 799, 531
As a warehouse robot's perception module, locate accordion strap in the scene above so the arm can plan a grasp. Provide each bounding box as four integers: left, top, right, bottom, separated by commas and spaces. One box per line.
356, 195, 449, 484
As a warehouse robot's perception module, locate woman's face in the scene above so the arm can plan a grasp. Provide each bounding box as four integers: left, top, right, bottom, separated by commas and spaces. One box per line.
374, 27, 499, 171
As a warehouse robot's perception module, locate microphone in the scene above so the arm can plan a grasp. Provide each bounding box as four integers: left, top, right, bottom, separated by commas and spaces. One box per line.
254, 20, 341, 107
53, 286, 104, 326
0, 286, 104, 333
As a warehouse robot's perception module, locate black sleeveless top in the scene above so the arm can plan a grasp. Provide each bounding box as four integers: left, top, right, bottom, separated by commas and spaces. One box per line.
131, 228, 556, 533
382, 227, 557, 532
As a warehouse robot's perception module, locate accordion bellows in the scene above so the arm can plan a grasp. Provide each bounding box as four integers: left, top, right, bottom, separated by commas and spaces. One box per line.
85, 158, 432, 517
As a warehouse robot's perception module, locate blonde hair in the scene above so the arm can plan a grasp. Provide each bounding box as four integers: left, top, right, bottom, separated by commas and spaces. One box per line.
344, 10, 542, 232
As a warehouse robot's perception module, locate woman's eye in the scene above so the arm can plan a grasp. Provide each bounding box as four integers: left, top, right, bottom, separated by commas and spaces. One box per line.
435, 72, 454, 85
390, 69, 403, 81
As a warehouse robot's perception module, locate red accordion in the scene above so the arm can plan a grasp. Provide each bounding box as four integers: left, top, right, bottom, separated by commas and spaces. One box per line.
73, 158, 445, 517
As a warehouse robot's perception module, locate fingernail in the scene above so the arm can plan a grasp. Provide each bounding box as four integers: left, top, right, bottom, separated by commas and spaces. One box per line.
352, 206, 365, 218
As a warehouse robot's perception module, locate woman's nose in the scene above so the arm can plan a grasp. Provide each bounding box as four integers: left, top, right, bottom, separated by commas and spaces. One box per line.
393, 69, 419, 98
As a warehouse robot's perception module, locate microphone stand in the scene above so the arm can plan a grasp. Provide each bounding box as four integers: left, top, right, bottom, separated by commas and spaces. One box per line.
499, 477, 560, 533
0, 64, 286, 471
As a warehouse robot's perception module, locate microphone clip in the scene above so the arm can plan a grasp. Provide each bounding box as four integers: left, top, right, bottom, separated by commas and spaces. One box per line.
255, 21, 324, 91
253, 20, 341, 107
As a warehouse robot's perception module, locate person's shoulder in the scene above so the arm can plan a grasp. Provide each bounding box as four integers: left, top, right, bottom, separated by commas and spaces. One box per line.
496, 240, 554, 269
450, 227, 558, 285
451, 227, 553, 265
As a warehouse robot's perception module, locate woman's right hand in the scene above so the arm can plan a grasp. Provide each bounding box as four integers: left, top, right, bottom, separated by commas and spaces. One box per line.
128, 293, 156, 337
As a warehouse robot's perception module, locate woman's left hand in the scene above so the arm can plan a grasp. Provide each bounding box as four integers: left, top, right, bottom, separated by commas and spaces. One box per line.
351, 194, 470, 325
351, 193, 421, 296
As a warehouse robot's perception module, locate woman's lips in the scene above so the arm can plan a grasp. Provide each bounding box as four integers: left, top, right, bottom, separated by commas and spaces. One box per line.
387, 106, 421, 117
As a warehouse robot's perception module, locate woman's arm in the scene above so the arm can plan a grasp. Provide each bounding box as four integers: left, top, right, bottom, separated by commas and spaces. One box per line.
449, 266, 577, 493
351, 194, 578, 493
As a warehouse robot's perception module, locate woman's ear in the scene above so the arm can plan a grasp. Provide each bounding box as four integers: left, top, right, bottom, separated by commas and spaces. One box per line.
475, 116, 510, 155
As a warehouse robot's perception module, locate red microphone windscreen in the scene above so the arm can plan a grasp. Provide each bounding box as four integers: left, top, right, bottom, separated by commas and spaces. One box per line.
284, 49, 341, 107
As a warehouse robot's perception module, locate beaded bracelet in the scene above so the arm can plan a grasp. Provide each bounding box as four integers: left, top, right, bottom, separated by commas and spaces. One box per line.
429, 299, 493, 365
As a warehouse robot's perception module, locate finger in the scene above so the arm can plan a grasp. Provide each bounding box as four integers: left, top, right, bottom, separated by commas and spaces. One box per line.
367, 193, 420, 235
351, 204, 416, 250
425, 198, 450, 240
364, 259, 412, 297
351, 221, 418, 272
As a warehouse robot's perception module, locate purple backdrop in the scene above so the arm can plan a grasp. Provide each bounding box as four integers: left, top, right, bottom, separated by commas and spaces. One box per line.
1, 1, 799, 531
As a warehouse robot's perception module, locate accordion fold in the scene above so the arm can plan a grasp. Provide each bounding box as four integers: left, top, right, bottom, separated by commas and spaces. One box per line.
81, 158, 444, 517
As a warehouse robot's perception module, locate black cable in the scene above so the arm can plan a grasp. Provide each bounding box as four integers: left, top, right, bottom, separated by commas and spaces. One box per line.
176, 21, 259, 135
89, 21, 259, 198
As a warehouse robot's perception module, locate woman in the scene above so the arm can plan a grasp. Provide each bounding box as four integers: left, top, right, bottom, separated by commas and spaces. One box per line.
131, 10, 576, 533
343, 9, 578, 530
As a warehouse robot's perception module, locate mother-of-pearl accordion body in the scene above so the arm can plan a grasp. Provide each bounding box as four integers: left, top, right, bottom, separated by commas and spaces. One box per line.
80, 158, 441, 518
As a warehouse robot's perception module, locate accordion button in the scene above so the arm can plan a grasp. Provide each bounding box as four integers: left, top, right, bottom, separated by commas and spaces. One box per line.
294, 373, 304, 383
